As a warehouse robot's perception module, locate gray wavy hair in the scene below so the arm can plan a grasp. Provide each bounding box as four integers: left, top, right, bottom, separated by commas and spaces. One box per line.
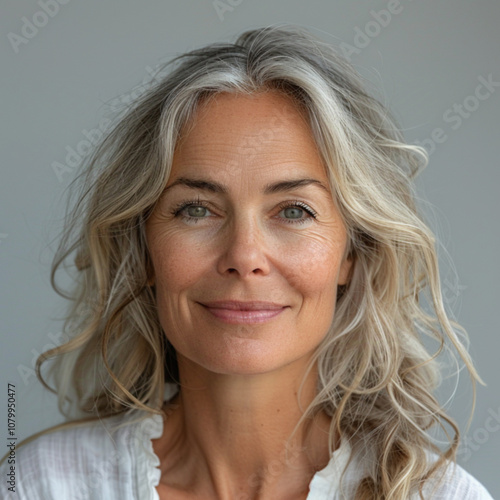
36, 24, 483, 499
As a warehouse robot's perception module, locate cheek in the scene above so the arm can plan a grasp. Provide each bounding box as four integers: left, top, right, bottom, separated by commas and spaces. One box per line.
281, 232, 344, 298
148, 221, 347, 302
149, 229, 208, 292
148, 233, 207, 339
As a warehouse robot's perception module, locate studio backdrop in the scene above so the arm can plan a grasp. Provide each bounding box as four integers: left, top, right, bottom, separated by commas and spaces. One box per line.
1, 0, 498, 496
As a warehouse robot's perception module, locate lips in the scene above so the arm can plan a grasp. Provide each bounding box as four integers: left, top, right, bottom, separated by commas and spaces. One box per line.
199, 301, 288, 324
200, 300, 286, 310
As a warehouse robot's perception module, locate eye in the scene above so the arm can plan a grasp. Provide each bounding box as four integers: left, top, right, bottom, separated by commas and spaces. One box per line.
171, 198, 214, 223
170, 198, 317, 226
186, 205, 209, 218
282, 206, 305, 219
276, 201, 317, 225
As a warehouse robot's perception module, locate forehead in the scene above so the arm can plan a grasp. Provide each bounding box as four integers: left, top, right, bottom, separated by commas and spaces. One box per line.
169, 91, 329, 184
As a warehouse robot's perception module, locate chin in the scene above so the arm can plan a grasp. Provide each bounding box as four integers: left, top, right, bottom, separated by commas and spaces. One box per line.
186, 340, 309, 378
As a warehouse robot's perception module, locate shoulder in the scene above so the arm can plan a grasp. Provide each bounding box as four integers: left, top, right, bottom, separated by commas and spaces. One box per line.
0, 412, 153, 499
325, 446, 494, 500
419, 453, 494, 500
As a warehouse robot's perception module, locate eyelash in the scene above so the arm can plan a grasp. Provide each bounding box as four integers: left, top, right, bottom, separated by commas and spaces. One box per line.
276, 200, 318, 224
170, 197, 318, 225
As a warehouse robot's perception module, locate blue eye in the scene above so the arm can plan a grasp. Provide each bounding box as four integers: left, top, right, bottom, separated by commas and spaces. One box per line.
277, 201, 317, 225
171, 198, 213, 224
186, 205, 209, 218
282, 206, 305, 219
171, 199, 317, 225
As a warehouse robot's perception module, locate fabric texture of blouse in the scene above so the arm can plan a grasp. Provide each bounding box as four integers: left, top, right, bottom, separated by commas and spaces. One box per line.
1, 386, 495, 499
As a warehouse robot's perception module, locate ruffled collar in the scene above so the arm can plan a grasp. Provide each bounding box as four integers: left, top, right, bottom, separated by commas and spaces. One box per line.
307, 437, 354, 498
132, 411, 164, 500
132, 383, 354, 500
132, 383, 179, 500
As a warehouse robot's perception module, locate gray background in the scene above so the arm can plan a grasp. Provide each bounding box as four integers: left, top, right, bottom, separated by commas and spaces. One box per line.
1, 0, 498, 495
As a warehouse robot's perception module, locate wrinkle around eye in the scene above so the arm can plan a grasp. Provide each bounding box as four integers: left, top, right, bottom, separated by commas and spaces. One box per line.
154, 195, 336, 231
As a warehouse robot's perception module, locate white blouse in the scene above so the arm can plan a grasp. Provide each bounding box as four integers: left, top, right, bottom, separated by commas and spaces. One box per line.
1, 387, 494, 499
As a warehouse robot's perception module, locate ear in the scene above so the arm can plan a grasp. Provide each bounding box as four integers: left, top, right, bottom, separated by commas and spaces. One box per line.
338, 253, 354, 286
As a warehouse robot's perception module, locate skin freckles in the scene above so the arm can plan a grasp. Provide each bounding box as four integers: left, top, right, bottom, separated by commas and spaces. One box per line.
146, 91, 352, 500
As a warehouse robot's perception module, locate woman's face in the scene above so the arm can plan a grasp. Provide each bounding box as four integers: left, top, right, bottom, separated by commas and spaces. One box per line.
146, 91, 352, 376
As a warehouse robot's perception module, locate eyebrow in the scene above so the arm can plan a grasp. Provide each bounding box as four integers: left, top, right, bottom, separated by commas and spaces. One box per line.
162, 176, 331, 196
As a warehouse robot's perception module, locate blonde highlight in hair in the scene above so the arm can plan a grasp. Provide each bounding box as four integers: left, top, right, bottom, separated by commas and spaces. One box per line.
23, 24, 484, 498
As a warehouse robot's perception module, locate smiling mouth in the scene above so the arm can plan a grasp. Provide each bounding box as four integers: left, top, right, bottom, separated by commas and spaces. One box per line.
198, 301, 288, 324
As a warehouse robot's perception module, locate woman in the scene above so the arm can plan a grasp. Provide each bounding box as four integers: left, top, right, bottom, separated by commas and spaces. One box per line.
0, 25, 494, 499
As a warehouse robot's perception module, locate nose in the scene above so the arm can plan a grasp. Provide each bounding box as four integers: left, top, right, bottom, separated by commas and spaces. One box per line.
216, 214, 271, 278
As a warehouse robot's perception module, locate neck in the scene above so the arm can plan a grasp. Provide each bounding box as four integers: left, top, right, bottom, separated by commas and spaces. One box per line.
153, 354, 338, 500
